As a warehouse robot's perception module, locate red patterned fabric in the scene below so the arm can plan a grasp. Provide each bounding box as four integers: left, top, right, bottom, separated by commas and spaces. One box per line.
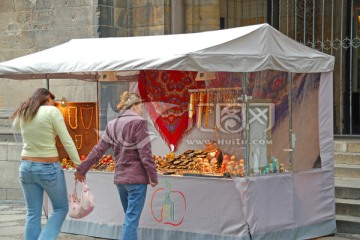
138, 70, 204, 150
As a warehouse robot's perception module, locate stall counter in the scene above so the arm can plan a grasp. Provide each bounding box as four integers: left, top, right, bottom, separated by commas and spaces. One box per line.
46, 169, 336, 240
56, 170, 250, 240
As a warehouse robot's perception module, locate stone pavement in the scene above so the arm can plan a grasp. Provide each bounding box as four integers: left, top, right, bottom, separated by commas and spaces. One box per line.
1, 200, 360, 240
0, 200, 101, 240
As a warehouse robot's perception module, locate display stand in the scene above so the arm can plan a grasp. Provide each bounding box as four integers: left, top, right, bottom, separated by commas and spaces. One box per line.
55, 102, 98, 159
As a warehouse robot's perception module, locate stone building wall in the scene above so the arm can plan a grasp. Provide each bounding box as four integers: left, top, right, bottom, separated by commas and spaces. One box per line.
0, 142, 23, 200
0, 0, 101, 112
185, 0, 220, 33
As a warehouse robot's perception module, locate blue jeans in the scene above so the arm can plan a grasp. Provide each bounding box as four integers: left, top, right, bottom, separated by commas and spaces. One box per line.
19, 160, 69, 240
117, 184, 147, 240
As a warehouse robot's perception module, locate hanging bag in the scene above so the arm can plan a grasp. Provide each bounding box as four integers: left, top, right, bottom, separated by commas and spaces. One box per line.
69, 180, 95, 219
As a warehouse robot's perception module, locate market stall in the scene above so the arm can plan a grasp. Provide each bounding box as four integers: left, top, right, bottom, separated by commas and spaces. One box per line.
0, 23, 335, 240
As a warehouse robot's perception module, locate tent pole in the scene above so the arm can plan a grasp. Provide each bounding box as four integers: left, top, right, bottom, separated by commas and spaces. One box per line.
97, 80, 99, 113
96, 72, 99, 137
46, 74, 49, 90
242, 72, 250, 176
288, 72, 293, 171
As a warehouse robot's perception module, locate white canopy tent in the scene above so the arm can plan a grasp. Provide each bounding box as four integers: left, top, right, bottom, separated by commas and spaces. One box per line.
0, 23, 336, 240
0, 23, 333, 79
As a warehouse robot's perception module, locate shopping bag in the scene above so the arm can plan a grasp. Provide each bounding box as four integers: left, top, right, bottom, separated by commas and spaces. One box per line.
69, 180, 95, 219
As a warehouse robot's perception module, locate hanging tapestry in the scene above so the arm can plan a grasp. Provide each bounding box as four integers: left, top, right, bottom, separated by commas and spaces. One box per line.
138, 70, 204, 150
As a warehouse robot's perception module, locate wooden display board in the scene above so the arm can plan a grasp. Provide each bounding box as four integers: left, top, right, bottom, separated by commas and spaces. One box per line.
55, 102, 98, 160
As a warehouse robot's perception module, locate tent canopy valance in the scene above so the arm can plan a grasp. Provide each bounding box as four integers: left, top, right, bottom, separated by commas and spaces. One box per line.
0, 23, 334, 80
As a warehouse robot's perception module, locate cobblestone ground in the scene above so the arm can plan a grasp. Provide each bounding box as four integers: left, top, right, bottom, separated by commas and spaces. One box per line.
1, 200, 360, 240
0, 200, 103, 240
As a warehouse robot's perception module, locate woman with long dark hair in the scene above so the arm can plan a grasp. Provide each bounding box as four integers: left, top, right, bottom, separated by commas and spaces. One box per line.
12, 88, 81, 240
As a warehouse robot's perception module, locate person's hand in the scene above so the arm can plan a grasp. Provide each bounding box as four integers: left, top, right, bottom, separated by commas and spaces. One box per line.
74, 171, 86, 182
150, 182, 158, 187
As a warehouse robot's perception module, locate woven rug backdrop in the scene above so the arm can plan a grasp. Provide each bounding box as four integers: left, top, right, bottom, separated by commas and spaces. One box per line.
138, 70, 205, 150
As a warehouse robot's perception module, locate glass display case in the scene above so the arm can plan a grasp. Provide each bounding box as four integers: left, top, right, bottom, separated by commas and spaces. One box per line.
180, 70, 322, 177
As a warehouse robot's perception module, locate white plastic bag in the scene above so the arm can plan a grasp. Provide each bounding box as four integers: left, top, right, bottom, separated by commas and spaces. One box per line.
69, 180, 95, 219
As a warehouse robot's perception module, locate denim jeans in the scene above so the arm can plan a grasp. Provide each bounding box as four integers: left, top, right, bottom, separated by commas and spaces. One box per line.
19, 160, 69, 240
117, 184, 147, 240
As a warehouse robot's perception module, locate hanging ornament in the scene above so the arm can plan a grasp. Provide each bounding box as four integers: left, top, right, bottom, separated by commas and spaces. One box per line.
68, 106, 78, 130
197, 91, 205, 128
80, 107, 93, 130
169, 144, 175, 159
204, 91, 210, 127
75, 134, 83, 150
188, 92, 194, 119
